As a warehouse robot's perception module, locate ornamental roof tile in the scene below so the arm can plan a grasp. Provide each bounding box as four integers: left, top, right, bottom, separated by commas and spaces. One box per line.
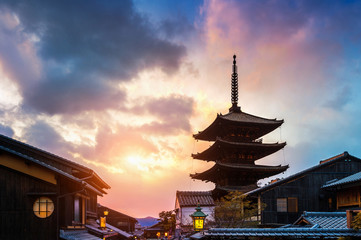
176, 191, 215, 207
322, 171, 361, 189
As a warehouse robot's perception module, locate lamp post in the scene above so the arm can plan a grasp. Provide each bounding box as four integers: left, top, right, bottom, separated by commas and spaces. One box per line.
190, 204, 207, 231
100, 209, 109, 230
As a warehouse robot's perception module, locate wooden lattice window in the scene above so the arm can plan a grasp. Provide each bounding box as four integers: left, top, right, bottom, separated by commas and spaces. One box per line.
277, 198, 287, 212
33, 197, 54, 218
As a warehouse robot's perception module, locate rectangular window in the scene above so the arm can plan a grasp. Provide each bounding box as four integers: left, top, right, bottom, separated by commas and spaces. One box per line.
277, 198, 287, 212
74, 195, 85, 224
277, 197, 298, 213
288, 197, 298, 212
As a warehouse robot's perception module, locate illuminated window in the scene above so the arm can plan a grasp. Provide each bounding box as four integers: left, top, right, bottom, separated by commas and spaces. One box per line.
33, 197, 54, 218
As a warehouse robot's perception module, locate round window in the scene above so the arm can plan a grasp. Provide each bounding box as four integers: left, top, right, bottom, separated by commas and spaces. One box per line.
33, 197, 54, 218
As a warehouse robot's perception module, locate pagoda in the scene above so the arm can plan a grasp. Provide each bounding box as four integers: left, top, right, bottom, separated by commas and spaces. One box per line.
190, 55, 288, 198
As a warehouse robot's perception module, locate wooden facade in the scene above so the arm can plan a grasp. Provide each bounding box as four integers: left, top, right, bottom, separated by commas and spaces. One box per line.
98, 204, 138, 233
247, 152, 361, 225
0, 134, 111, 240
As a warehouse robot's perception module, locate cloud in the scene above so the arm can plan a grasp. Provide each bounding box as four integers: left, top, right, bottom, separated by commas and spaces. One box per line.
22, 120, 74, 158
131, 94, 195, 135
0, 0, 187, 115
77, 125, 158, 165
0, 124, 14, 137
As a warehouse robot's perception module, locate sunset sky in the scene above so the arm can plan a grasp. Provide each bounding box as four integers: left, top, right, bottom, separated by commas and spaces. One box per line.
1, 0, 361, 218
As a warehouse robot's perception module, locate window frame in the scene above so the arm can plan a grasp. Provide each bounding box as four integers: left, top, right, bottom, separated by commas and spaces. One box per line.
33, 196, 54, 218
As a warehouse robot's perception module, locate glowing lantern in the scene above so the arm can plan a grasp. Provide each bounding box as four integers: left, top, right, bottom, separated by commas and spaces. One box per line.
190, 204, 207, 231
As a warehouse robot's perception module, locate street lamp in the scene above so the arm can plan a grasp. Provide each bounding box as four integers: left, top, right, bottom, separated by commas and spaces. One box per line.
100, 209, 109, 229
190, 204, 207, 231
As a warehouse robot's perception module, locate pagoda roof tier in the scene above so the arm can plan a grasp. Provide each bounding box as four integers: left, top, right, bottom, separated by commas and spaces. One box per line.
215, 184, 258, 193
194, 111, 284, 141
192, 139, 286, 162
190, 163, 289, 183
211, 184, 258, 199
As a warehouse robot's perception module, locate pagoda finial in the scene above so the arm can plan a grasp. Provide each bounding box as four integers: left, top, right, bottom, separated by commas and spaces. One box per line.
230, 54, 241, 112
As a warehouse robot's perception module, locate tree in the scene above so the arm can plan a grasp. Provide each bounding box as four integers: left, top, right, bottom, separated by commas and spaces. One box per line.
213, 191, 261, 228
352, 212, 361, 230
158, 210, 176, 233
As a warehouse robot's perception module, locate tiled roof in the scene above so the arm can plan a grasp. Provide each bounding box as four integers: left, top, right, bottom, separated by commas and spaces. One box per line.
0, 133, 110, 189
220, 111, 283, 124
176, 191, 214, 207
322, 171, 361, 189
205, 228, 361, 238
294, 212, 347, 229
192, 139, 286, 162
203, 211, 359, 239
246, 151, 361, 195
193, 111, 283, 141
191, 162, 288, 182
0, 144, 105, 196
60, 230, 102, 240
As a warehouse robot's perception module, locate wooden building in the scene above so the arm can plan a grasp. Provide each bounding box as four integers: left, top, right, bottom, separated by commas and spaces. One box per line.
175, 191, 215, 237
322, 170, 361, 210
0, 134, 117, 239
247, 152, 361, 225
98, 204, 138, 233
191, 55, 288, 198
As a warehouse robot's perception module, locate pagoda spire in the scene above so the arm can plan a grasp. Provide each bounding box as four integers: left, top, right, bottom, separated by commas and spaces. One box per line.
229, 55, 241, 112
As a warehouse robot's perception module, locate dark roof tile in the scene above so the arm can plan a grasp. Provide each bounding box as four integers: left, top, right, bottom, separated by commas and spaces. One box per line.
176, 191, 214, 207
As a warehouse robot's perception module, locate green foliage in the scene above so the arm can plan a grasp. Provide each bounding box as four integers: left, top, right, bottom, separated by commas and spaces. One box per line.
352, 212, 361, 230
213, 191, 262, 228
158, 210, 176, 232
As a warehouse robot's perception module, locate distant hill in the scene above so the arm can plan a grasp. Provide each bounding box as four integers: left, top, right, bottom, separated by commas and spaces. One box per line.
136, 216, 159, 227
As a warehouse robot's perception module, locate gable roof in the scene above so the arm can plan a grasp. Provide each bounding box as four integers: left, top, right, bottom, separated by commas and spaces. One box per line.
294, 212, 347, 229
246, 152, 361, 195
322, 171, 361, 189
97, 204, 137, 222
0, 134, 109, 195
176, 191, 215, 207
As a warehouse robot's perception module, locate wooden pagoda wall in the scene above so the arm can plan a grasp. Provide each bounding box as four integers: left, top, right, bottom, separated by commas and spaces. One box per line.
260, 158, 361, 225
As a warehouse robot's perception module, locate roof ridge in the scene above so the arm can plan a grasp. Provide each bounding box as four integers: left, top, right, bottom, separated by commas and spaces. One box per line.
246, 152, 356, 195
0, 133, 91, 171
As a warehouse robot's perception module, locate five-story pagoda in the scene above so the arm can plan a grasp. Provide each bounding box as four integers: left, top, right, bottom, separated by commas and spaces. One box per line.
190, 55, 288, 198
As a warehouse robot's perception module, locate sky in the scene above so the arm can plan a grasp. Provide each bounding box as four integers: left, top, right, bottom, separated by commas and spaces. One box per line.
0, 0, 361, 218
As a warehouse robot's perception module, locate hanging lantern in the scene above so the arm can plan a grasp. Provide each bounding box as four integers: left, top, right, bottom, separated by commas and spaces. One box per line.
190, 204, 207, 231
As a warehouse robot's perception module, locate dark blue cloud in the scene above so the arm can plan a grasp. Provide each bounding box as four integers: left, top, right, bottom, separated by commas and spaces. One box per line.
130, 94, 195, 135
22, 120, 74, 157
0, 124, 14, 137
0, 0, 187, 114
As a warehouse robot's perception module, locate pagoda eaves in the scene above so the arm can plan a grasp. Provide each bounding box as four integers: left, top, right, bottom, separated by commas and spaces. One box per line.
193, 111, 284, 142
190, 163, 289, 182
190, 55, 288, 198
192, 139, 286, 162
